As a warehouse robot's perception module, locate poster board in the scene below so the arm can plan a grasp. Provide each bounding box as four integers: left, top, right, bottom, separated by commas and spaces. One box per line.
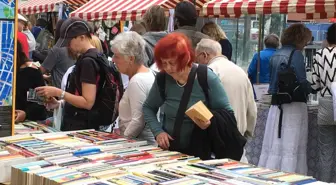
0, 0, 16, 137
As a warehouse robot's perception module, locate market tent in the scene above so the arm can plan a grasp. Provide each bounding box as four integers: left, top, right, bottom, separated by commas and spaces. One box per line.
70, 0, 208, 21
19, 0, 89, 15
202, 0, 336, 19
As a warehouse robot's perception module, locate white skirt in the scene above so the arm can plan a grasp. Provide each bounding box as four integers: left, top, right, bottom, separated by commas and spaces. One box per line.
258, 102, 308, 175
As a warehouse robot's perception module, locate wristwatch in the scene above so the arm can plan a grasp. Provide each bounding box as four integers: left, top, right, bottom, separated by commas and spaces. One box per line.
60, 90, 65, 100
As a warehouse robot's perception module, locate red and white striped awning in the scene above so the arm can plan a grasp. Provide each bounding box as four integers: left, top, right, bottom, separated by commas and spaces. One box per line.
19, 0, 89, 15
70, 0, 208, 21
202, 0, 336, 19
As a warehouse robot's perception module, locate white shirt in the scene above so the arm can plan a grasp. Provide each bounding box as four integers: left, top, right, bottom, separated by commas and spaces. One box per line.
119, 70, 155, 138
61, 65, 75, 90
22, 30, 36, 52
208, 56, 257, 137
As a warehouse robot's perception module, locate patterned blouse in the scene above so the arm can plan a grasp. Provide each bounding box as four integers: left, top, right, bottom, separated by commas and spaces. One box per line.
312, 46, 336, 97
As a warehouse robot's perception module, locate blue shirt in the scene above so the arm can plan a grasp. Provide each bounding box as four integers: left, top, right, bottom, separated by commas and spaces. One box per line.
248, 48, 276, 84
32, 26, 43, 39
268, 45, 311, 95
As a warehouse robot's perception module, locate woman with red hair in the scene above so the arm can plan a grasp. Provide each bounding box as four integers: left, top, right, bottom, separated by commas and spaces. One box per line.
143, 33, 232, 152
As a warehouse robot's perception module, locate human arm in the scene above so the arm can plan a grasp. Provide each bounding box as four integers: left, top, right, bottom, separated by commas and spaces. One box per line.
247, 53, 258, 83
143, 78, 173, 149
40, 47, 59, 74
219, 39, 232, 60
311, 49, 323, 91
36, 58, 98, 110
245, 80, 257, 137
292, 51, 312, 94
123, 81, 149, 138
15, 110, 26, 123
143, 79, 164, 137
207, 69, 232, 111
35, 82, 96, 110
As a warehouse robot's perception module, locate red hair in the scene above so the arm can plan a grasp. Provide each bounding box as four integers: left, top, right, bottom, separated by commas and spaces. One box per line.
154, 33, 195, 72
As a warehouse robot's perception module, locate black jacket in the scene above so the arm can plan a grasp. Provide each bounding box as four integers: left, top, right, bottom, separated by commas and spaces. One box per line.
185, 109, 246, 160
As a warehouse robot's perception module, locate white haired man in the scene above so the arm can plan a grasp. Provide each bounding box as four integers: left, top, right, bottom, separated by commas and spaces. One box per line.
196, 38, 257, 163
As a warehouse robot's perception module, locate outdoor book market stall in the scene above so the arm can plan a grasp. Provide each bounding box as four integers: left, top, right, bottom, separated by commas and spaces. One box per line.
0, 129, 333, 185
201, 0, 336, 182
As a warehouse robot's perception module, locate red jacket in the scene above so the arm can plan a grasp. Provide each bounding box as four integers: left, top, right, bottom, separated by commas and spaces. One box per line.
17, 32, 29, 58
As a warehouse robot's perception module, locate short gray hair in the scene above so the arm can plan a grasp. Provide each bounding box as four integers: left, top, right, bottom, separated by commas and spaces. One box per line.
196, 38, 222, 55
110, 31, 146, 65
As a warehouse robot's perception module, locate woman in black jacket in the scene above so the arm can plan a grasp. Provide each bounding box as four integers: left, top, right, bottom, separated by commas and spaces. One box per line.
201, 22, 232, 60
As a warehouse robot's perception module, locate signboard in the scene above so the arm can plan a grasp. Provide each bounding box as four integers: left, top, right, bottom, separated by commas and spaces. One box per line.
0, 0, 15, 106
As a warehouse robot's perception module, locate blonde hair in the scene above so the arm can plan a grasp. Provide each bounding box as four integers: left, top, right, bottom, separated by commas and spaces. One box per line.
201, 22, 228, 41
90, 35, 103, 53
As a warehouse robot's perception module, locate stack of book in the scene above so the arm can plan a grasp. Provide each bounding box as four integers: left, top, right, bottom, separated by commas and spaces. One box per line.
14, 122, 59, 135
5, 136, 72, 157
4, 130, 323, 185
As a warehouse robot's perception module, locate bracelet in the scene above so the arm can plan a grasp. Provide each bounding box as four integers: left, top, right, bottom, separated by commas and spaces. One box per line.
60, 90, 65, 100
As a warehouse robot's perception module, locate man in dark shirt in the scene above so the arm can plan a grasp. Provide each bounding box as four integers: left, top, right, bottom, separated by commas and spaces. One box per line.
40, 20, 75, 89
173, 1, 209, 48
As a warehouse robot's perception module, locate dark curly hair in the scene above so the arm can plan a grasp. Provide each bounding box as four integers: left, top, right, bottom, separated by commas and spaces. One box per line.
281, 23, 312, 49
327, 23, 336, 45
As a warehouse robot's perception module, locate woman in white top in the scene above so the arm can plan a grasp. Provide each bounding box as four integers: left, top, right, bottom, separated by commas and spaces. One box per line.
311, 23, 336, 182
110, 31, 156, 144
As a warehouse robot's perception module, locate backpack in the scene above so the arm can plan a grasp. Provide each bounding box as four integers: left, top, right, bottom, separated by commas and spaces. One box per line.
144, 38, 156, 67
275, 49, 306, 104
77, 52, 124, 129
273, 49, 307, 138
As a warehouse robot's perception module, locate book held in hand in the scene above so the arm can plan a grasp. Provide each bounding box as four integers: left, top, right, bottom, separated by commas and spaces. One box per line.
185, 101, 213, 129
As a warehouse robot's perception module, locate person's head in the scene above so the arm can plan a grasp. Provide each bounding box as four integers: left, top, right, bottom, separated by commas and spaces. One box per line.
17, 41, 29, 70
90, 35, 103, 53
18, 14, 28, 32
54, 19, 65, 43
174, 1, 197, 28
55, 18, 94, 56
155, 33, 195, 80
195, 39, 222, 65
201, 22, 227, 41
327, 23, 336, 46
281, 23, 312, 50
264, 34, 280, 49
130, 22, 147, 35
36, 18, 47, 28
110, 31, 146, 75
142, 5, 167, 31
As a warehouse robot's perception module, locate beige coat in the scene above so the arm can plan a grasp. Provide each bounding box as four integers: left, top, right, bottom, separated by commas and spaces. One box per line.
208, 56, 257, 137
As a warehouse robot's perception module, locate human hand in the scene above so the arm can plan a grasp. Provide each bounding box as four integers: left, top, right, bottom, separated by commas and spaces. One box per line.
156, 132, 174, 150
194, 118, 211, 130
35, 86, 61, 98
43, 74, 51, 82
113, 128, 121, 135
15, 110, 26, 123
45, 97, 60, 110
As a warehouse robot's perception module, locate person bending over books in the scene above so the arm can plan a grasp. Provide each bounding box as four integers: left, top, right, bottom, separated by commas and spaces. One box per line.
35, 18, 122, 131
15, 41, 47, 122
143, 33, 232, 154
110, 31, 156, 144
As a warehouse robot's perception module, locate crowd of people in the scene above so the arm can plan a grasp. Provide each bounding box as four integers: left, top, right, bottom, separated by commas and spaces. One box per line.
15, 0, 336, 181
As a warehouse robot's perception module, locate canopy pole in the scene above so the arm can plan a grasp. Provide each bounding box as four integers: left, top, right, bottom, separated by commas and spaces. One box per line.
256, 14, 263, 84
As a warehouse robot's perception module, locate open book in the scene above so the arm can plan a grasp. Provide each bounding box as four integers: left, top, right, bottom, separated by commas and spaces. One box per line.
185, 101, 213, 129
